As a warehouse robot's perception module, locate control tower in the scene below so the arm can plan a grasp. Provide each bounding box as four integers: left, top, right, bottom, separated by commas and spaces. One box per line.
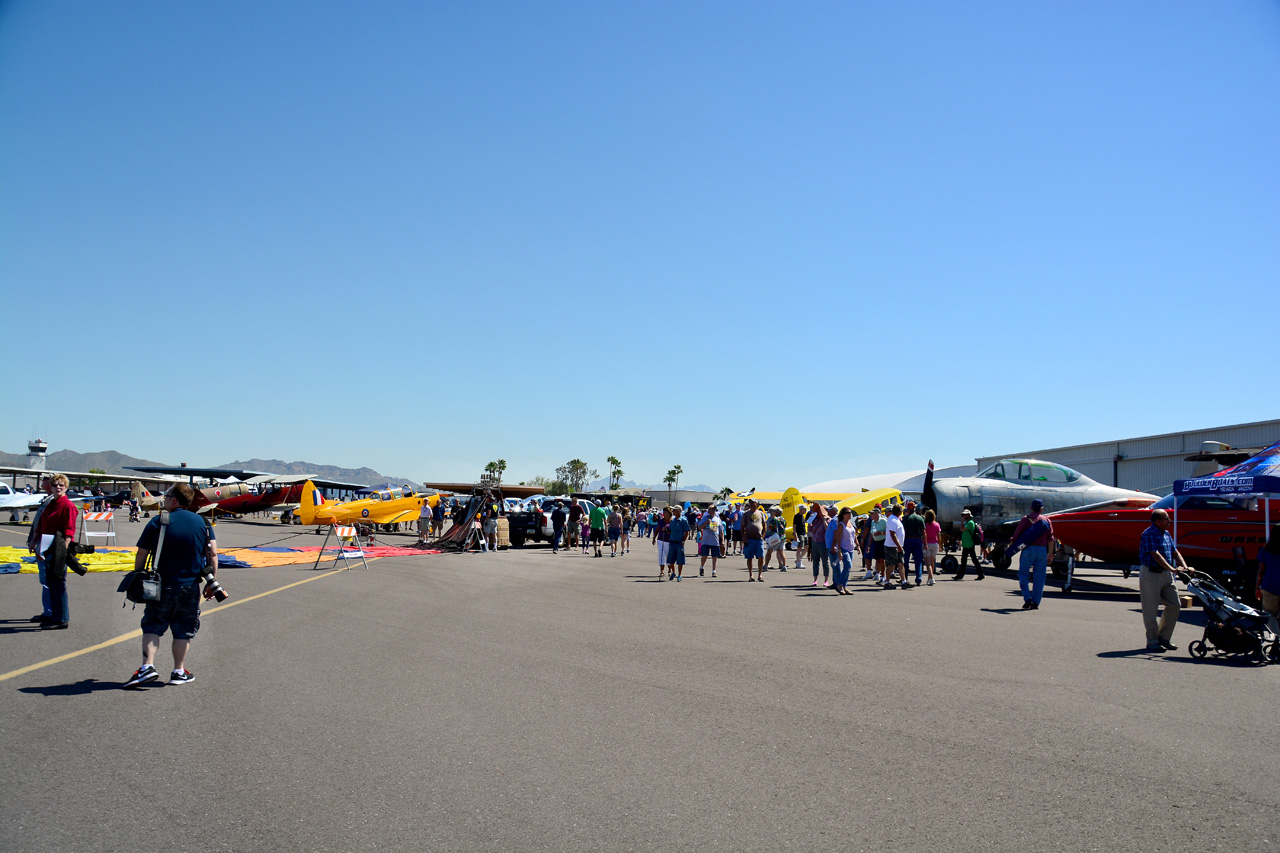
27, 439, 48, 471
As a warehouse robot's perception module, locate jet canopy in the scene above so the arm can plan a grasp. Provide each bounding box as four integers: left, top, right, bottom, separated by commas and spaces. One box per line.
976, 459, 1084, 484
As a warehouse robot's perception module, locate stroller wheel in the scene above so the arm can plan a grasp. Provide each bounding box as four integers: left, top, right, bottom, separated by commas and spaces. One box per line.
1269, 640, 1280, 663
1248, 641, 1267, 666
1188, 639, 1208, 659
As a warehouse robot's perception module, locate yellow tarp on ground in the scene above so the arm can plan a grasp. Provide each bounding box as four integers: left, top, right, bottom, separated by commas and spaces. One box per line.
0, 546, 138, 573
0, 546, 344, 573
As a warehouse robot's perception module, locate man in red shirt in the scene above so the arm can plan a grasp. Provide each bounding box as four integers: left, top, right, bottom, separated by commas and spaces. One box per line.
36, 473, 78, 629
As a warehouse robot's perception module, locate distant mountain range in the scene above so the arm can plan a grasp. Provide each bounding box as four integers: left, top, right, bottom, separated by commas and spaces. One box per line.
0, 448, 420, 489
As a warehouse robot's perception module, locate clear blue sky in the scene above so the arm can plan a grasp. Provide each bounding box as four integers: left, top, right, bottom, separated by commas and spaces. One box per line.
2, 1, 1277, 489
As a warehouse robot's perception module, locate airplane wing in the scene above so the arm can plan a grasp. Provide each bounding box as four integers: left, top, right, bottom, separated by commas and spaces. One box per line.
126, 466, 276, 481
365, 506, 421, 525
0, 464, 175, 485
0, 493, 48, 511
417, 481, 545, 498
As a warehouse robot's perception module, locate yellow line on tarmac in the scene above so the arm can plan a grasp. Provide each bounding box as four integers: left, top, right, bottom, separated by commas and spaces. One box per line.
0, 564, 354, 684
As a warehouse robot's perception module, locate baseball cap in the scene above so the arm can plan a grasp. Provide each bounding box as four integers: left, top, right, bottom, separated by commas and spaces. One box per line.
1030, 499, 1044, 511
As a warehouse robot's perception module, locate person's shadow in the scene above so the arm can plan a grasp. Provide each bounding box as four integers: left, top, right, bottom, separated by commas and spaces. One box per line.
19, 679, 130, 696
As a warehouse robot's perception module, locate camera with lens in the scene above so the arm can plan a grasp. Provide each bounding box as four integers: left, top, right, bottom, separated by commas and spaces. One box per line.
202, 572, 229, 602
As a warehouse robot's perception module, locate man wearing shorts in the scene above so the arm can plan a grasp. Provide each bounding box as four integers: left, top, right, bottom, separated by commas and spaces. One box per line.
588, 501, 608, 558
741, 500, 767, 582
883, 505, 908, 590
698, 507, 722, 578
729, 506, 742, 555
124, 484, 217, 688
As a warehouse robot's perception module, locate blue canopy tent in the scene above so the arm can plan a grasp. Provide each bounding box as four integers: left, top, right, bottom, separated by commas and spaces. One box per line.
1174, 439, 1280, 546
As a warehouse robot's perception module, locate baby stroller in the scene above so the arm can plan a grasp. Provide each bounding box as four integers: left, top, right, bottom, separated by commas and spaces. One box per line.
1177, 570, 1279, 665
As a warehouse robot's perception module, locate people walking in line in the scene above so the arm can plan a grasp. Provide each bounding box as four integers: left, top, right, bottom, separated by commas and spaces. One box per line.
903, 499, 926, 586
829, 507, 856, 594
869, 506, 887, 582
923, 508, 941, 586
1136, 507, 1184, 647
607, 504, 623, 557
550, 501, 567, 553
741, 500, 767, 582
653, 506, 672, 580
666, 505, 691, 581
884, 504, 908, 590
763, 506, 788, 572
792, 506, 807, 573
1008, 499, 1054, 610
956, 509, 984, 580
807, 503, 831, 588
697, 507, 722, 577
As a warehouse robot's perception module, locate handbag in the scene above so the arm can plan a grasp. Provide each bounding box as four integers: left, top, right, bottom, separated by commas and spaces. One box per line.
765, 533, 783, 550
118, 569, 162, 604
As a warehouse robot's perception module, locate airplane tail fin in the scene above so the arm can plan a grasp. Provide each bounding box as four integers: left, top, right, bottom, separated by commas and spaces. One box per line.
922, 460, 937, 511
130, 481, 151, 500
298, 480, 323, 525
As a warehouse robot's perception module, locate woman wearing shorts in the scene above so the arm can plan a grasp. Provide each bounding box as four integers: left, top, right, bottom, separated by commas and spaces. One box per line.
924, 508, 942, 586
607, 506, 623, 557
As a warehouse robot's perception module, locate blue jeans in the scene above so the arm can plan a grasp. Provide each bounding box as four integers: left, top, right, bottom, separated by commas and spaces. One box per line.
552, 528, 563, 551
904, 538, 925, 582
834, 549, 853, 588
36, 552, 52, 618
1019, 545, 1048, 604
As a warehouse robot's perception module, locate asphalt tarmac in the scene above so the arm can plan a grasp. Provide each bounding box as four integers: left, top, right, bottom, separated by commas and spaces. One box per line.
1, 518, 1276, 852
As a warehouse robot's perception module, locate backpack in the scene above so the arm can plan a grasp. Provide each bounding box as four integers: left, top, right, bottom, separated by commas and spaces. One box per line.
971, 520, 984, 544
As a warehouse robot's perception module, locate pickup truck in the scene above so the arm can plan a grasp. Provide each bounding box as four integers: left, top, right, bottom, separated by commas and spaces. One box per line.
507, 498, 599, 547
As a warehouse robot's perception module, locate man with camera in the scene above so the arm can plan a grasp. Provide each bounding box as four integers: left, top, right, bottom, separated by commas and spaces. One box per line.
124, 484, 219, 688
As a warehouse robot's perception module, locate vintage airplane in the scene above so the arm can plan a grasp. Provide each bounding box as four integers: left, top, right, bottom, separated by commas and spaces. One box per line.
297, 480, 436, 528
921, 458, 1157, 563
1, 483, 49, 521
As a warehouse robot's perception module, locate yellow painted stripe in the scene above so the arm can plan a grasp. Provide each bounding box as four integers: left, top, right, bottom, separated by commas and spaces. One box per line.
0, 564, 353, 684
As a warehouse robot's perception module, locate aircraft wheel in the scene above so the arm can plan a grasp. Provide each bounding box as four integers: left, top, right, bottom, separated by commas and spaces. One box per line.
1051, 561, 1068, 579
1188, 640, 1207, 659
991, 546, 1011, 571
939, 555, 958, 573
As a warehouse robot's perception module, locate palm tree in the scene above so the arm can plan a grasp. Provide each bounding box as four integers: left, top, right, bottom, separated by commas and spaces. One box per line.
663, 469, 677, 506
606, 456, 624, 490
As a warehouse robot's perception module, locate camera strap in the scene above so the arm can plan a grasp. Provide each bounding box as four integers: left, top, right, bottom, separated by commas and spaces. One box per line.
148, 510, 171, 574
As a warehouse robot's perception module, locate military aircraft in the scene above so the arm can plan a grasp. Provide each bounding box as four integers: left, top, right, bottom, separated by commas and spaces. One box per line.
921, 458, 1157, 567
297, 480, 435, 528
129, 480, 250, 514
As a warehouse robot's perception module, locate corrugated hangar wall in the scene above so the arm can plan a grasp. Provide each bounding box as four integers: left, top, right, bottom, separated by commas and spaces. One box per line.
975, 419, 1280, 495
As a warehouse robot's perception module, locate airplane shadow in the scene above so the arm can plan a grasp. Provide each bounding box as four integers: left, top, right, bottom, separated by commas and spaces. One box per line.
19, 679, 127, 696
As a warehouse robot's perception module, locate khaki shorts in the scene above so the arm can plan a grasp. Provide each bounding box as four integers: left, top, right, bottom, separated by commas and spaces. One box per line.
926, 543, 939, 559
1262, 590, 1280, 616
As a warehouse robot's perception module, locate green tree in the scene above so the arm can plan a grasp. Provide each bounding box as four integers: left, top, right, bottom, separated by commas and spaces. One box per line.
606, 456, 624, 490
483, 459, 508, 483
89, 468, 107, 475
718, 487, 733, 500
555, 459, 598, 493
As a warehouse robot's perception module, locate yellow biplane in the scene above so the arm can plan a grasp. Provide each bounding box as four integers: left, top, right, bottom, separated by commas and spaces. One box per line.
297, 480, 437, 527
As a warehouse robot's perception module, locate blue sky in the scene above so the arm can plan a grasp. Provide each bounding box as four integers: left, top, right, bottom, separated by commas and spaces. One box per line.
2, 1, 1277, 489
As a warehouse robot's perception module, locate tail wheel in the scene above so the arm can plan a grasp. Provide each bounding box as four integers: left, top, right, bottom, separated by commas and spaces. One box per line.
939, 555, 958, 573
991, 545, 1011, 571
1188, 639, 1208, 659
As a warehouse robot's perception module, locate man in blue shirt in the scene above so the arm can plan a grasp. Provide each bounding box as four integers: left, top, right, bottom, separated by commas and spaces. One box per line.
666, 510, 691, 582
1137, 508, 1185, 652
124, 484, 218, 688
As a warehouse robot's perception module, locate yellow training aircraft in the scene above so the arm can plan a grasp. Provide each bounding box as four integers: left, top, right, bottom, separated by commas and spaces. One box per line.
297, 480, 436, 527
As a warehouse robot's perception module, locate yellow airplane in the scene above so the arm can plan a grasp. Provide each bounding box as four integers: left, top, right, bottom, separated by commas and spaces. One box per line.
297, 480, 437, 527
731, 486, 904, 539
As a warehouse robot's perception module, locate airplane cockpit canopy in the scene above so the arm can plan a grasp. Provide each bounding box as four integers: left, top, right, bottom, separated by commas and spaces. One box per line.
977, 459, 1083, 484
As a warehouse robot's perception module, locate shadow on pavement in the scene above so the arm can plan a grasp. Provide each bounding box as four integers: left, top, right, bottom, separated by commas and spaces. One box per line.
19, 679, 127, 696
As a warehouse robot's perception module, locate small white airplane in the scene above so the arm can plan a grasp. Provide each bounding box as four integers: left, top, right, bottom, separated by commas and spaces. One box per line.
0, 482, 48, 521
